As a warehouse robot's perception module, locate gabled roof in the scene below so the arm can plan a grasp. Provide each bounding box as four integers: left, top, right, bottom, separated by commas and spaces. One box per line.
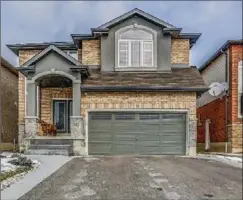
21, 45, 81, 68
0, 56, 18, 76
199, 39, 243, 72
97, 8, 176, 29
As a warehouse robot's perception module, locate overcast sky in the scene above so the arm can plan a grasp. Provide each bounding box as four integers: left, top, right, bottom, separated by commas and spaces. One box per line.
1, 1, 242, 67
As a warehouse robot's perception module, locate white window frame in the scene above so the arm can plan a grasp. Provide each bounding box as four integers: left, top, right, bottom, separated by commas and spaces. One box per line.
118, 38, 153, 68
238, 60, 242, 118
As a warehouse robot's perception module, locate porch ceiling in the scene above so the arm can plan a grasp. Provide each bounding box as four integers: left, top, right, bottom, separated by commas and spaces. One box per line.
38, 75, 72, 88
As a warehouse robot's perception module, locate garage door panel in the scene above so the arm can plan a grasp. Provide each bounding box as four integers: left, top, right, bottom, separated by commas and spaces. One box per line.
137, 146, 162, 154
159, 146, 185, 155
88, 112, 186, 155
89, 134, 112, 142
162, 134, 185, 142
115, 134, 136, 141
113, 123, 138, 131
113, 144, 136, 154
88, 143, 112, 154
89, 123, 112, 130
138, 123, 161, 131
137, 134, 160, 141
137, 140, 160, 146
162, 124, 185, 131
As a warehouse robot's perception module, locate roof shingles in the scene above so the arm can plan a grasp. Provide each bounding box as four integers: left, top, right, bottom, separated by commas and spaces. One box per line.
82, 67, 207, 91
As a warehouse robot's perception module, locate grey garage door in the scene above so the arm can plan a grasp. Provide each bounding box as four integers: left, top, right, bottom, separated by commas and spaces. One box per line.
88, 112, 186, 155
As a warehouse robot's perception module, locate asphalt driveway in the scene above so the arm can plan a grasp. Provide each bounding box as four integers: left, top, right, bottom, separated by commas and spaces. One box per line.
19, 156, 242, 200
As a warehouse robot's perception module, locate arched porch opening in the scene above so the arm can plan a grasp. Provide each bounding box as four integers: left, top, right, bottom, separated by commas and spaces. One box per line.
25, 70, 82, 138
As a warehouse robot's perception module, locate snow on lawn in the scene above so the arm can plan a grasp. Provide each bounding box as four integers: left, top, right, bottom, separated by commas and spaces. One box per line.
1, 152, 41, 190
216, 155, 242, 163
1, 158, 18, 173
197, 154, 242, 168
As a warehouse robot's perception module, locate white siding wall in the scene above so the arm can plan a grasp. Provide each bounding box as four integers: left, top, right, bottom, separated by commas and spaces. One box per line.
197, 52, 228, 108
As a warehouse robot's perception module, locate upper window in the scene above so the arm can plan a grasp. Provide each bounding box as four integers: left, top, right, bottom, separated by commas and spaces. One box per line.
118, 28, 153, 68
238, 60, 242, 117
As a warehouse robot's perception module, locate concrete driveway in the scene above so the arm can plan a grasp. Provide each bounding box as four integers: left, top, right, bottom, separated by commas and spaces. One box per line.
19, 156, 242, 200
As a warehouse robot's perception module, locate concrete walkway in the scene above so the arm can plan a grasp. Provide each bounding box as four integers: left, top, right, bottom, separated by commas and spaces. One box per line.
1, 155, 72, 200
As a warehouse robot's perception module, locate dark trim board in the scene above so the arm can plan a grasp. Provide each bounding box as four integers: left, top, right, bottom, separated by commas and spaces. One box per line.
81, 86, 208, 92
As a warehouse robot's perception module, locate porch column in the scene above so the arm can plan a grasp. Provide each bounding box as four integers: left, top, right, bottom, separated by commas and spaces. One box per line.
72, 82, 81, 116
71, 81, 85, 155
26, 82, 37, 116
25, 81, 38, 138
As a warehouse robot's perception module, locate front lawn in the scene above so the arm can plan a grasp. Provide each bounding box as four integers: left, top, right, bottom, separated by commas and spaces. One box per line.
1, 153, 40, 190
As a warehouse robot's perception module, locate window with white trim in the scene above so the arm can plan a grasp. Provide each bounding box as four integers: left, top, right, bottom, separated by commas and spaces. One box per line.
238, 60, 242, 117
118, 28, 153, 67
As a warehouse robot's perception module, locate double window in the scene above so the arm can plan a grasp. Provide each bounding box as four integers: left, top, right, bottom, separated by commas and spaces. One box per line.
118, 28, 153, 67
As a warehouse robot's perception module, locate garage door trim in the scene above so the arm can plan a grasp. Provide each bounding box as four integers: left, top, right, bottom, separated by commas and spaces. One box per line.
85, 109, 189, 155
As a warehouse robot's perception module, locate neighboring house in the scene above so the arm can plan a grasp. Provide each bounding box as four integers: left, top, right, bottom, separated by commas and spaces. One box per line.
0, 56, 18, 150
197, 40, 243, 153
7, 8, 206, 156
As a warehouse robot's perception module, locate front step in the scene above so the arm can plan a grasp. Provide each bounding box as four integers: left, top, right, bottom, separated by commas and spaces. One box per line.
25, 145, 73, 156
26, 139, 73, 156
30, 139, 72, 145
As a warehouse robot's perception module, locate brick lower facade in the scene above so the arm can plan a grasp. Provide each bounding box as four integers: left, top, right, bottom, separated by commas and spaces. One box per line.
228, 124, 242, 153
81, 91, 196, 119
81, 91, 197, 155
40, 88, 72, 123
19, 88, 198, 155
1, 64, 18, 145
197, 96, 226, 143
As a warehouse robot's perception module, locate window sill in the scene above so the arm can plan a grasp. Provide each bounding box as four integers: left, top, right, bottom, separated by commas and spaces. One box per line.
115, 67, 157, 72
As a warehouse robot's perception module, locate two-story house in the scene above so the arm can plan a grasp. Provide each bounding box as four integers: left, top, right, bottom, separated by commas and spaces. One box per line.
0, 57, 18, 150
7, 8, 206, 156
197, 40, 242, 153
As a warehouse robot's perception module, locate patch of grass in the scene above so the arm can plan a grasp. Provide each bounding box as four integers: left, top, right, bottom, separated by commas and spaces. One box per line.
0, 166, 31, 182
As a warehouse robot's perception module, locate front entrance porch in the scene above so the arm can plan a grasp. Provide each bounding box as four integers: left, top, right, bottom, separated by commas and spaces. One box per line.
18, 45, 90, 155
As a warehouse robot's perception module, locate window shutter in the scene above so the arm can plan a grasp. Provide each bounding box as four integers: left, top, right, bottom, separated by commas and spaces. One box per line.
131, 41, 140, 66
143, 41, 153, 66
119, 41, 129, 66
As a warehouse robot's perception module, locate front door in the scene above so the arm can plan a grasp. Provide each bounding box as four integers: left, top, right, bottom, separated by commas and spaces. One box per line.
53, 100, 72, 133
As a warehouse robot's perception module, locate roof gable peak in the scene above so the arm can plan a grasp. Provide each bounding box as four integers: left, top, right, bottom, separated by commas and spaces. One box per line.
21, 45, 81, 68
97, 8, 176, 29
